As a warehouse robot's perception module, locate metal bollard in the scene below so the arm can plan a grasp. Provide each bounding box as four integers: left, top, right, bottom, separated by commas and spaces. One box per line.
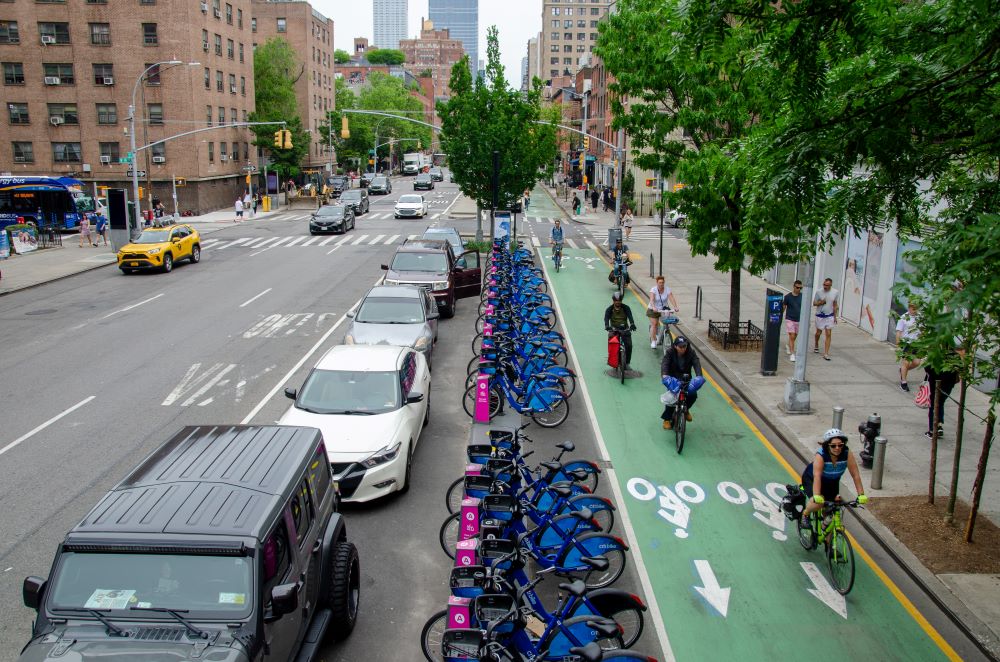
832, 406, 845, 430
871, 436, 887, 489
650, 253, 654, 278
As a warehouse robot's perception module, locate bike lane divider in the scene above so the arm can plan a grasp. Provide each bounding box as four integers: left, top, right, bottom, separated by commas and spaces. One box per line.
542, 247, 959, 662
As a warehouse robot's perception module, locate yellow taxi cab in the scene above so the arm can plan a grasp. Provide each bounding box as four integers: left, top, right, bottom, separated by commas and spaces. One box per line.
117, 224, 201, 274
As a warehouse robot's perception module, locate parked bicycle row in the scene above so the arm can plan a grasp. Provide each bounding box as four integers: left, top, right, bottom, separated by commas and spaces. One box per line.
421, 236, 658, 661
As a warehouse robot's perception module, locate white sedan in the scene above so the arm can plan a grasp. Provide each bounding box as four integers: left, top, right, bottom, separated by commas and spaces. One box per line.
394, 194, 429, 219
278, 345, 430, 502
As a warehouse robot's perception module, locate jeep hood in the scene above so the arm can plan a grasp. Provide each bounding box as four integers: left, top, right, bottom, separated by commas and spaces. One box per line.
19, 633, 247, 662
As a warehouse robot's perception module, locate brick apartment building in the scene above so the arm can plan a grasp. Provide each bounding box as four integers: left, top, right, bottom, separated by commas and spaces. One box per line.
399, 19, 465, 101
1, 0, 256, 214
251, 0, 333, 172
540, 0, 609, 81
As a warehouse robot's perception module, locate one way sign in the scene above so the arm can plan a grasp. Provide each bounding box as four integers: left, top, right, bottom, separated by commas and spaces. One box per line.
126, 170, 146, 178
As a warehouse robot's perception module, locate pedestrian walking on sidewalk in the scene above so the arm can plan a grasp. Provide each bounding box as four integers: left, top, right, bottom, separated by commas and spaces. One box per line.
523, 188, 531, 210
94, 213, 109, 246
622, 206, 634, 239
78, 216, 94, 247
243, 192, 252, 219
924, 358, 959, 439
895, 302, 922, 391
602, 187, 611, 212
253, 192, 260, 215
783, 280, 803, 361
590, 188, 600, 211
812, 277, 839, 360
234, 197, 244, 222
572, 193, 581, 216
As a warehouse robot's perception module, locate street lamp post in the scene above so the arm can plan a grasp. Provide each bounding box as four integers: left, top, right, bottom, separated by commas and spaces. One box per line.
128, 61, 197, 232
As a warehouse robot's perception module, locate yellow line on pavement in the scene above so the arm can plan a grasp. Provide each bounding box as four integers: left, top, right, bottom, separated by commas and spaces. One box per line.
589, 246, 961, 661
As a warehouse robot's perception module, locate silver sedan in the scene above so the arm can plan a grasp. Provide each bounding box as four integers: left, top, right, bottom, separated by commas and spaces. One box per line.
344, 285, 439, 367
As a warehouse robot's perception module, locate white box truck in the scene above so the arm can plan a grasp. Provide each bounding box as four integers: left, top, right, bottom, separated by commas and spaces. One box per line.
403, 153, 424, 175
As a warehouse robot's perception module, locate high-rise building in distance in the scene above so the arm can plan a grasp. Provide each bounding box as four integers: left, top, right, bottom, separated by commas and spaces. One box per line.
428, 0, 477, 75
540, 0, 609, 81
373, 0, 407, 50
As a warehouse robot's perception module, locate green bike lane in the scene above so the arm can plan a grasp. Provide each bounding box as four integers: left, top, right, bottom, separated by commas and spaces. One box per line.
542, 248, 960, 662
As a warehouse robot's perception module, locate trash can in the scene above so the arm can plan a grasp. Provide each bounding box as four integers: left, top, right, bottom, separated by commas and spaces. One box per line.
761, 288, 784, 375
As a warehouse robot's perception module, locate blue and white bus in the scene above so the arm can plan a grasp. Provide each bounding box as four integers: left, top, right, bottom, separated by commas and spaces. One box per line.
0, 176, 98, 231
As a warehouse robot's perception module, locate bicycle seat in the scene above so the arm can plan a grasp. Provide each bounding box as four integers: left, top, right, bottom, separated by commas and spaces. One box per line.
580, 556, 610, 572
540, 460, 562, 472
557, 441, 575, 452
548, 484, 574, 499
558, 579, 588, 598
587, 619, 621, 639
569, 468, 591, 482
570, 507, 594, 521
569, 642, 602, 662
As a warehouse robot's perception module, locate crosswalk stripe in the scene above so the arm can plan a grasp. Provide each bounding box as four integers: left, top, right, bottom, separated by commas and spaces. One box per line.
285, 236, 306, 247
531, 236, 541, 247
566, 238, 579, 249
385, 234, 400, 245
300, 237, 320, 246
352, 234, 369, 245
200, 238, 221, 247
336, 235, 353, 247
251, 237, 278, 249
214, 237, 251, 250
269, 237, 292, 248
370, 234, 386, 245
317, 235, 338, 246
243, 237, 268, 248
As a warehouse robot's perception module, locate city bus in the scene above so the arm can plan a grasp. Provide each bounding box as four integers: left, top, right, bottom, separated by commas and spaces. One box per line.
0, 176, 95, 231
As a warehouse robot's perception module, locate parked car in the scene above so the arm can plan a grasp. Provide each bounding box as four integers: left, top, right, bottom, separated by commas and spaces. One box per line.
368, 176, 392, 195
340, 189, 370, 215
345, 285, 439, 367
19, 425, 359, 661
117, 224, 200, 274
279, 345, 431, 501
381, 239, 481, 318
360, 172, 377, 189
310, 204, 355, 234
328, 175, 349, 197
413, 173, 435, 191
663, 209, 687, 228
421, 226, 465, 255
428, 167, 444, 182
394, 194, 429, 219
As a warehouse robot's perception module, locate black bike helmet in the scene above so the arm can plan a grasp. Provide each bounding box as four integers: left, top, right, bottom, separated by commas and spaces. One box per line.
612, 292, 623, 302
672, 335, 689, 347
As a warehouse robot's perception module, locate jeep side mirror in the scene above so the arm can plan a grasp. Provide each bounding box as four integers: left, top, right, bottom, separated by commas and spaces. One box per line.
267, 583, 300, 620
380, 264, 389, 271
23, 576, 46, 610
284, 387, 297, 400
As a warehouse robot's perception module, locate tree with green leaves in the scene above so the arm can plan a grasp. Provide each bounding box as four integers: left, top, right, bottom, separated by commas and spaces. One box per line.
248, 38, 308, 178
334, 49, 351, 64
366, 49, 405, 65
438, 27, 558, 239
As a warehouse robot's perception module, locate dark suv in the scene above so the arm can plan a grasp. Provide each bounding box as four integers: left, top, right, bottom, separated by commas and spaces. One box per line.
381, 239, 481, 318
19, 425, 359, 662
368, 176, 392, 195
328, 175, 349, 197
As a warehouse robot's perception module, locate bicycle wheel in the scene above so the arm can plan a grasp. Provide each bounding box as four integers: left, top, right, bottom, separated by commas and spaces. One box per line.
445, 477, 464, 514
583, 602, 644, 650
618, 343, 627, 384
582, 548, 627, 589
462, 383, 502, 419
674, 407, 686, 454
797, 514, 817, 551
420, 609, 448, 661
827, 529, 856, 595
438, 512, 460, 560
531, 395, 570, 428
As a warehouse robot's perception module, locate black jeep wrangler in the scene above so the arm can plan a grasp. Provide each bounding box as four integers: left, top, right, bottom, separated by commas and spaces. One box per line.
19, 425, 359, 662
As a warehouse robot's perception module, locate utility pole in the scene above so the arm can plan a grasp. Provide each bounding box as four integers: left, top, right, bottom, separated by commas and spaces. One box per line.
658, 173, 665, 276
613, 128, 624, 227
171, 174, 178, 217
581, 90, 589, 190
783, 232, 821, 413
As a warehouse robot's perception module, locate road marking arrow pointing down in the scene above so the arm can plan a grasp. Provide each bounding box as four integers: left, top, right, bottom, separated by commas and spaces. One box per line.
693, 560, 730, 617
801, 562, 847, 618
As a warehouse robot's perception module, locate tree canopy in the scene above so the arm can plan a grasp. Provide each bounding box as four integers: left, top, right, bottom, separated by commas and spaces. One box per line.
334, 49, 351, 64
366, 49, 406, 66
248, 37, 308, 177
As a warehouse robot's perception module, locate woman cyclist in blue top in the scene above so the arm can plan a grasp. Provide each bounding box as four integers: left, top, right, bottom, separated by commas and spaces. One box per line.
800, 428, 868, 523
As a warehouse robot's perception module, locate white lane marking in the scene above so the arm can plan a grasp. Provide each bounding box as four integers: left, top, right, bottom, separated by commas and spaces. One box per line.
566, 238, 579, 249
531, 236, 541, 247
407, 234, 418, 240
239, 288, 272, 308
369, 234, 386, 245
802, 562, 848, 618
240, 286, 372, 424
385, 234, 400, 245
432, 213, 442, 219
285, 236, 306, 247
585, 239, 597, 250
326, 245, 342, 255
441, 194, 460, 217
243, 237, 269, 249
301, 237, 320, 247
0, 396, 96, 458
693, 560, 731, 617
199, 238, 221, 247
269, 237, 292, 248
251, 237, 280, 250
318, 235, 338, 246
214, 237, 252, 250
102, 293, 165, 319
163, 363, 237, 407
351, 234, 369, 245
538, 254, 676, 662
336, 235, 353, 247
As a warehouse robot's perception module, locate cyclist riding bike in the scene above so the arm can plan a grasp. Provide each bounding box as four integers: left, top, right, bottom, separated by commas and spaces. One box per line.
647, 275, 680, 349
604, 292, 636, 369
609, 238, 632, 287
549, 219, 564, 266
800, 429, 868, 523
660, 336, 703, 430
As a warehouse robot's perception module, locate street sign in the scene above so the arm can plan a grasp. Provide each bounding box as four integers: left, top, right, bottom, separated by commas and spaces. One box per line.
126, 170, 146, 178
242, 164, 257, 172
119, 157, 132, 164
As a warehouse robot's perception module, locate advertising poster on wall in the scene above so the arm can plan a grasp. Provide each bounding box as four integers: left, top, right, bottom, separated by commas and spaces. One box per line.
841, 231, 868, 326
9, 225, 38, 255
859, 231, 884, 332
887, 239, 923, 341
0, 229, 9, 259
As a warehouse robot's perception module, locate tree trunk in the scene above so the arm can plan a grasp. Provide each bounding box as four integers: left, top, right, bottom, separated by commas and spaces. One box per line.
965, 411, 996, 542
929, 382, 942, 505
728, 268, 741, 343
945, 379, 969, 523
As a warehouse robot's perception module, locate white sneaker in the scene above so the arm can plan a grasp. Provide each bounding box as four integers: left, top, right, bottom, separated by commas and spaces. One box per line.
786, 347, 791, 355
790, 354, 796, 362
651, 341, 657, 349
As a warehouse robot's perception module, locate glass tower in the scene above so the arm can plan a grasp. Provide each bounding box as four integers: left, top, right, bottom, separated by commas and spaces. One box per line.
373, 0, 408, 50
428, 0, 478, 75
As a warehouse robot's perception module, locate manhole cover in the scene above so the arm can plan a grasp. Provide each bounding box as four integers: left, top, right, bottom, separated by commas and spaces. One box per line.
25, 309, 57, 315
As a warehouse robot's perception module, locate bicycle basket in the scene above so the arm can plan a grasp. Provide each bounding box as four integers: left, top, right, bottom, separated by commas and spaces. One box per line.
780, 484, 806, 520
479, 518, 506, 543
450, 565, 488, 599
489, 430, 516, 451
480, 537, 519, 570
482, 494, 518, 521
484, 459, 516, 484
465, 474, 501, 500
442, 628, 484, 661
473, 594, 517, 634
467, 444, 496, 465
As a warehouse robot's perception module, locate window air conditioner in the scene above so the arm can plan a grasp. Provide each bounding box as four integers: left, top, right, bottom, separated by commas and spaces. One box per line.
203, 41, 209, 51
220, 154, 228, 161
14, 156, 26, 163
200, 1, 208, 11
41, 35, 56, 45
230, 84, 236, 93
44, 76, 61, 85
103, 77, 114, 85
50, 116, 64, 125
152, 156, 166, 163
213, 7, 221, 18
99, 155, 111, 163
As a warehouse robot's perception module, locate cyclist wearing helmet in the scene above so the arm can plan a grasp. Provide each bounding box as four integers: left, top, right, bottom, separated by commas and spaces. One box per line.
604, 292, 637, 368
800, 429, 869, 522
660, 336, 702, 429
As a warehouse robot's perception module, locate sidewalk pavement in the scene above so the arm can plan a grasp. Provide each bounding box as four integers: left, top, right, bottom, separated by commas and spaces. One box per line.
0, 206, 285, 296
535, 182, 1000, 646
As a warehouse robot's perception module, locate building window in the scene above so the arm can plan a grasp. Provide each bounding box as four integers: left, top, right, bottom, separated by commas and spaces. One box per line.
230, 107, 236, 124
276, 18, 286, 32
565, 32, 572, 40
216, 106, 224, 124
208, 141, 214, 162
591, 7, 600, 14
93, 63, 113, 84
144, 63, 160, 84
206, 106, 212, 125
219, 142, 227, 160
576, 45, 586, 53
231, 141, 238, 162
0, 21, 19, 44
240, 75, 245, 95
590, 33, 598, 40
151, 142, 165, 159
237, 8, 242, 28
577, 33, 585, 40
215, 70, 223, 91
577, 20, 586, 28
241, 109, 247, 121
142, 23, 157, 45
52, 142, 82, 162
12, 141, 33, 162
99, 141, 119, 160
96, 103, 117, 124
225, 3, 232, 24
551, 20, 559, 27
3, 61, 24, 84
550, 45, 558, 53
8, 102, 29, 124
563, 45, 572, 53
47, 103, 77, 125
147, 103, 163, 124
39, 22, 70, 44
550, 57, 559, 65
251, 17, 256, 32
551, 7, 560, 15
140, 0, 156, 4
212, 0, 219, 16
228, 73, 236, 93
43, 63, 74, 84
227, 39, 234, 58
550, 69, 558, 77
563, 57, 572, 64
204, 67, 210, 89
551, 32, 559, 40
214, 34, 222, 55
239, 42, 244, 62
86, 0, 108, 4
590, 20, 599, 27
89, 23, 111, 45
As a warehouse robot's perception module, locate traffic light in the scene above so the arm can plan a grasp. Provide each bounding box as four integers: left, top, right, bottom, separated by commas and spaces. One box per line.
138, 186, 144, 199
273, 130, 283, 148
174, 177, 186, 187
583, 135, 590, 149
417, 140, 422, 149
579, 152, 585, 169
340, 116, 350, 139
282, 129, 292, 149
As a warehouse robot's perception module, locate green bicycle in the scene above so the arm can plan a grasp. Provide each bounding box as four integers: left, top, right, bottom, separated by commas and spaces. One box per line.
793, 490, 860, 595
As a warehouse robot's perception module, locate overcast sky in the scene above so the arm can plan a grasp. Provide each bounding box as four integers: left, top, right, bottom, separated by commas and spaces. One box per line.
313, 0, 542, 87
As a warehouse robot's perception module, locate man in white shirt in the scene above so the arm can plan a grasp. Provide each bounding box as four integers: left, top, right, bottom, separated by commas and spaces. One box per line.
812, 277, 839, 361
895, 301, 921, 391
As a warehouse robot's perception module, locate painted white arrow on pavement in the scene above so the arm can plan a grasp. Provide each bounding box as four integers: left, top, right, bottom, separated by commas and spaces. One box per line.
693, 560, 730, 617
801, 562, 847, 618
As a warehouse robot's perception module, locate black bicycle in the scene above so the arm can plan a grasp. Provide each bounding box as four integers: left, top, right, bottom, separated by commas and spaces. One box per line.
671, 377, 691, 454
609, 325, 631, 384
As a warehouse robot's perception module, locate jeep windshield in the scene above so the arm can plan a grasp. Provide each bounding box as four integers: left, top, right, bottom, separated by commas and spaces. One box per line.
48, 552, 252, 618
391, 252, 448, 273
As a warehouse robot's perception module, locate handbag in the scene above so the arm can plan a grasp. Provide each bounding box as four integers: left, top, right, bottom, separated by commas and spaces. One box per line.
914, 381, 931, 408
